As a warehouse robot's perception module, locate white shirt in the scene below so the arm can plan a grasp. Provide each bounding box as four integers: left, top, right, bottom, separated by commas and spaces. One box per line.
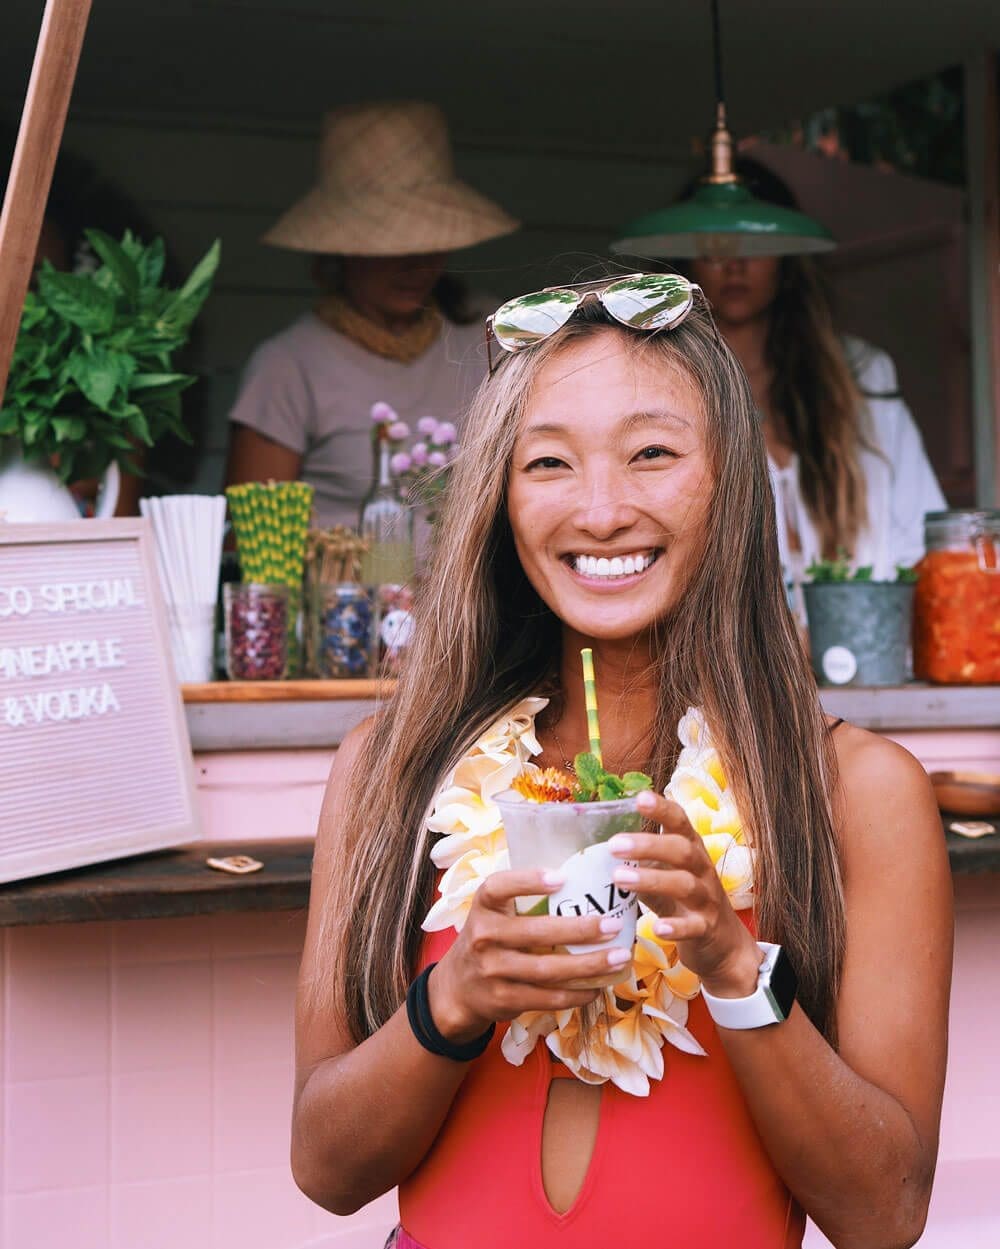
768, 336, 946, 587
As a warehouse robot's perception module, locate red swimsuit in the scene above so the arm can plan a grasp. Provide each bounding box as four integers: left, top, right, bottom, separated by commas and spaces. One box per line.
398, 922, 804, 1248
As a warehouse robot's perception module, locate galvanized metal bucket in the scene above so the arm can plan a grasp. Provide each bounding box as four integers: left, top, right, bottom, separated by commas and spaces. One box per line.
804, 582, 915, 687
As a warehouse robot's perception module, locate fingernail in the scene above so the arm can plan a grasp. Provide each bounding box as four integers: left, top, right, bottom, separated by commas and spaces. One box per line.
607, 947, 632, 967
653, 919, 675, 937
599, 916, 624, 934
608, 835, 634, 854
541, 870, 566, 888
613, 867, 640, 885
636, 790, 657, 812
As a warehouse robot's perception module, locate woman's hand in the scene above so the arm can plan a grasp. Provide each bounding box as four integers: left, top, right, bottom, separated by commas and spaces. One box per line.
429, 869, 632, 1043
610, 790, 763, 998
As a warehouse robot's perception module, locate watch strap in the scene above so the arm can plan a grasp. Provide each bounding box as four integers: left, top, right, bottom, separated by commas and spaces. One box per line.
701, 942, 795, 1030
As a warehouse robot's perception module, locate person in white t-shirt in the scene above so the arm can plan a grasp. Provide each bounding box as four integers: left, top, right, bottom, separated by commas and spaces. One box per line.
685, 160, 945, 590
225, 101, 518, 530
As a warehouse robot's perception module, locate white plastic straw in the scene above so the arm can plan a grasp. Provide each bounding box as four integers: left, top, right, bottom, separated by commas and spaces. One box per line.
140, 494, 227, 682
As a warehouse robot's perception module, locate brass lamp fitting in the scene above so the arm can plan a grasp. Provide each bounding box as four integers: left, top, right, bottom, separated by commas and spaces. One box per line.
703, 101, 739, 185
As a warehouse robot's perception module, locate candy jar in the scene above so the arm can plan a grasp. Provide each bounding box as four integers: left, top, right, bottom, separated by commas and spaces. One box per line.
223, 583, 289, 680
318, 583, 373, 678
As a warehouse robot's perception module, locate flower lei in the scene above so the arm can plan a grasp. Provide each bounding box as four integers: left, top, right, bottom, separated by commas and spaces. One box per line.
422, 698, 754, 1097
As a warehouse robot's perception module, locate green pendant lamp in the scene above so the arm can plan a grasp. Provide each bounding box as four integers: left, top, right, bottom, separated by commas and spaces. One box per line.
611, 0, 834, 260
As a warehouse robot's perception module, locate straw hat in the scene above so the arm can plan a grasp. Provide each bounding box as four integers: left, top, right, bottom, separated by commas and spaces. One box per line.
262, 101, 519, 256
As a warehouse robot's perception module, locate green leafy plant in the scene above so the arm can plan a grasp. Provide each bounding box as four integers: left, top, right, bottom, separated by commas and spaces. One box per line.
806, 550, 916, 584
572, 751, 652, 803
0, 229, 220, 483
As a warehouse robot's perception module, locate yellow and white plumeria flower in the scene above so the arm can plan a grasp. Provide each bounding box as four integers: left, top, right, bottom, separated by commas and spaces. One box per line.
423, 697, 547, 931
424, 701, 755, 1095
665, 708, 754, 912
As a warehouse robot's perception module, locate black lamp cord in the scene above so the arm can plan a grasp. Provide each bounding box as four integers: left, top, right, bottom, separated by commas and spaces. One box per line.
711, 0, 725, 111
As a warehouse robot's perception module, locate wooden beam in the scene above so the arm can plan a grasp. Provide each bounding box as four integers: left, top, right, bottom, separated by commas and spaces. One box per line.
0, 0, 92, 406
964, 51, 1000, 507
988, 55, 1000, 506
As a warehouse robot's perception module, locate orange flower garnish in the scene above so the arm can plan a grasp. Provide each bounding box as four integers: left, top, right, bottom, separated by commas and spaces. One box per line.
511, 767, 576, 803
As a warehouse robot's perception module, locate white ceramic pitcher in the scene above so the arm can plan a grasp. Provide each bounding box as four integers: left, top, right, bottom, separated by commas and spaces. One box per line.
0, 448, 120, 522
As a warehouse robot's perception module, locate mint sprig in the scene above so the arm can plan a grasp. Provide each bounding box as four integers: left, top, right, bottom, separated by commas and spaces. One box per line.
572, 752, 652, 802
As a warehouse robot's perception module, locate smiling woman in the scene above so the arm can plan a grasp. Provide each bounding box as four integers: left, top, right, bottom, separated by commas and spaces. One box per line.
292, 283, 952, 1249
507, 339, 711, 641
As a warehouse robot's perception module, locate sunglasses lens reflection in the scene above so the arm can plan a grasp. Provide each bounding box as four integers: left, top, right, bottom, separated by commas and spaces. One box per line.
491, 289, 580, 351
602, 275, 694, 330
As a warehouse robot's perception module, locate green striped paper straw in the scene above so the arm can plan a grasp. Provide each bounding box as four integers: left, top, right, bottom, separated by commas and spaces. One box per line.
580, 647, 601, 764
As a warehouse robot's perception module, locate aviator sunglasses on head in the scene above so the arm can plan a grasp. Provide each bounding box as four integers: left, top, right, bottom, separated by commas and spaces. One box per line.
485, 272, 708, 374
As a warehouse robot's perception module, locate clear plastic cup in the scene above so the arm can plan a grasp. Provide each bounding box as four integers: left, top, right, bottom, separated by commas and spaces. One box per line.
493, 792, 641, 976
166, 601, 217, 683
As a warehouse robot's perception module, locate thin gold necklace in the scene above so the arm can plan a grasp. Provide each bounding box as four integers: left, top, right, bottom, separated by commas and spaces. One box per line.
547, 721, 652, 776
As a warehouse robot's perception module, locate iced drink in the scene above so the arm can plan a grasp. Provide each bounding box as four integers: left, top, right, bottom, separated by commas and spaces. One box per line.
493, 792, 641, 967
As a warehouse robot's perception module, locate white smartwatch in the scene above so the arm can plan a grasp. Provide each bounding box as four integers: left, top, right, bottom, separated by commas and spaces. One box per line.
701, 942, 797, 1030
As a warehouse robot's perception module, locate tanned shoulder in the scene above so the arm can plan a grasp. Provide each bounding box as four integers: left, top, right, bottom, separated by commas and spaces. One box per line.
829, 721, 946, 883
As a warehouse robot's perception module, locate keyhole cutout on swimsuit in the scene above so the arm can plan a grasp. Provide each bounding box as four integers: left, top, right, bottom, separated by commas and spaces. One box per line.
540, 1075, 602, 1215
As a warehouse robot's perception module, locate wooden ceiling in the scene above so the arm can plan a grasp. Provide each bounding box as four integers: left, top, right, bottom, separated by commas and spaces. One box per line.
2, 1, 998, 157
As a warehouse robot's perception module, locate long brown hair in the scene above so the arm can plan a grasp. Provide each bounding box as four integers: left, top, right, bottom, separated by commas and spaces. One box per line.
314, 299, 846, 1045
768, 254, 869, 557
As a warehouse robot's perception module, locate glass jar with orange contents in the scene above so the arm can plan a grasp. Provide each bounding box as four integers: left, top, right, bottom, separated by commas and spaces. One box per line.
913, 510, 1000, 683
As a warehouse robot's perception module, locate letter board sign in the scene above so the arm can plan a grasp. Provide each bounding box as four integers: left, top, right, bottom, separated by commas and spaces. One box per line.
0, 519, 199, 883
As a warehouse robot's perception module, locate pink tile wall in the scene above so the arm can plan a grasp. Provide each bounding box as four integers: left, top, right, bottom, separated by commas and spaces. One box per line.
886, 728, 1000, 775
8, 893, 1000, 1248
189, 733, 1000, 845
194, 751, 333, 843
3, 726, 997, 1248
1, 913, 399, 1249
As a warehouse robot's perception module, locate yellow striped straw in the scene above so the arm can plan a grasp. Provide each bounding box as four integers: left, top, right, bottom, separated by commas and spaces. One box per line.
580, 647, 602, 764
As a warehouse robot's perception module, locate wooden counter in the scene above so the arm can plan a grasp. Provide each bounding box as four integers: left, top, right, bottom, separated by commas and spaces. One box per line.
3, 682, 993, 926
0, 839, 313, 926
181, 679, 396, 702
2, 821, 997, 928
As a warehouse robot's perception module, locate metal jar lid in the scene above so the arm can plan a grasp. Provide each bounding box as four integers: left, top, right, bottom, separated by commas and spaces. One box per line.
924, 509, 1000, 571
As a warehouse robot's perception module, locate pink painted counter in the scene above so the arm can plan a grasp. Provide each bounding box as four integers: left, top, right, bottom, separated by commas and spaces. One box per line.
2, 684, 998, 1249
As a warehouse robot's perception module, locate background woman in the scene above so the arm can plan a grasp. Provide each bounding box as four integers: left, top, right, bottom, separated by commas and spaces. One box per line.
225, 100, 518, 529
683, 159, 945, 585
292, 280, 951, 1248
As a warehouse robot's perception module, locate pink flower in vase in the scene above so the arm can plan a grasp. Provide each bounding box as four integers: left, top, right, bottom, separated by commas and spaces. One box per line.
417, 415, 439, 436
387, 421, 411, 442
427, 451, 448, 468
433, 421, 457, 446
390, 451, 413, 476
371, 401, 397, 424
410, 442, 430, 467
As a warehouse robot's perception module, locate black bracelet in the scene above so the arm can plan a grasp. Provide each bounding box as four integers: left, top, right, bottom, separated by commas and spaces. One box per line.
405, 963, 495, 1062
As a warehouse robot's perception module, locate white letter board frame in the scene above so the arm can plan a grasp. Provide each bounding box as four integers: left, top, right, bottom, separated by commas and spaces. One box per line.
0, 518, 200, 883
